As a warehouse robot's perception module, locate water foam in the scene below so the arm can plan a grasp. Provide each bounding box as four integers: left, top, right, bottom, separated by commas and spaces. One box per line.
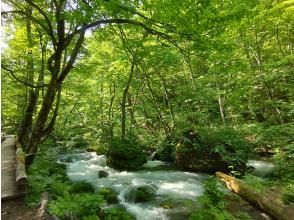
61, 152, 206, 219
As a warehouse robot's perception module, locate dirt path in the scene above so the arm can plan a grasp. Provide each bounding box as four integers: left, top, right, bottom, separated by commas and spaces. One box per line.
1, 198, 39, 220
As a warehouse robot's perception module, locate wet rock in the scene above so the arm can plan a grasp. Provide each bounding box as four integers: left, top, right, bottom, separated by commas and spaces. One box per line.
125, 185, 157, 203
98, 187, 119, 204
98, 170, 109, 178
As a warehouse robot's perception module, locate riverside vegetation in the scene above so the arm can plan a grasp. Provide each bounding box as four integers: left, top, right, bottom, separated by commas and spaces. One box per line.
1, 0, 293, 219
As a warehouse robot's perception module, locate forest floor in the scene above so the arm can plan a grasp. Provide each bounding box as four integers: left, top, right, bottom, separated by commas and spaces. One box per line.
1, 198, 50, 220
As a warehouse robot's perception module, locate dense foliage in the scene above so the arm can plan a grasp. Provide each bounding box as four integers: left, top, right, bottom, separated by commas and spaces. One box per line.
1, 0, 293, 219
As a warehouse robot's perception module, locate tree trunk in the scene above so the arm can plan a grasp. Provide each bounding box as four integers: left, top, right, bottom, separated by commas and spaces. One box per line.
108, 83, 116, 140
216, 172, 294, 220
121, 60, 135, 138
159, 72, 175, 130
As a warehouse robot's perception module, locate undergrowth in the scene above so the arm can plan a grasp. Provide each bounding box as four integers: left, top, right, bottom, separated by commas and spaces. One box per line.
25, 138, 106, 219
190, 178, 251, 220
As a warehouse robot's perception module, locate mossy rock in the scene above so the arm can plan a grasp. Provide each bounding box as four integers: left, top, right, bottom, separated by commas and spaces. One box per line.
69, 181, 95, 194
106, 137, 147, 170
98, 187, 119, 204
175, 128, 250, 175
125, 185, 157, 203
100, 205, 136, 220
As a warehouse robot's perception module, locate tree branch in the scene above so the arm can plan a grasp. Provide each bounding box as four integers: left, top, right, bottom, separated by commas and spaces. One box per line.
42, 84, 62, 139
57, 31, 85, 83
23, 0, 56, 45
1, 64, 48, 88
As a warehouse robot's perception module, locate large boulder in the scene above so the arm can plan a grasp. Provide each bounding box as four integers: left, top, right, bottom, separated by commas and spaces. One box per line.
125, 185, 157, 203
106, 137, 147, 170
174, 128, 251, 175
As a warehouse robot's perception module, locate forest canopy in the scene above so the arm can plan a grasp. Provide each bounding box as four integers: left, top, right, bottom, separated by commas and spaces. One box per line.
1, 0, 293, 170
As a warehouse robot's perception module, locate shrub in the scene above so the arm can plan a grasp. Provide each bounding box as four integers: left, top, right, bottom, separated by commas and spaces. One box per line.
49, 193, 105, 219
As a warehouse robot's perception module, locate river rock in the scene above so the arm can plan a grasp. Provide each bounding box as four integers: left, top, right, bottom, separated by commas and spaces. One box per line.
98, 187, 119, 204
98, 170, 108, 178
106, 137, 147, 170
125, 185, 157, 203
175, 129, 247, 174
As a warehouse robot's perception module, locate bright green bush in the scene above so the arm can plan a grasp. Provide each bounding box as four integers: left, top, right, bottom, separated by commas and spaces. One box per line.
49, 193, 105, 219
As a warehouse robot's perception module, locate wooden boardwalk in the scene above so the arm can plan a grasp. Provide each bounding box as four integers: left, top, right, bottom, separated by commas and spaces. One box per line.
1, 135, 27, 200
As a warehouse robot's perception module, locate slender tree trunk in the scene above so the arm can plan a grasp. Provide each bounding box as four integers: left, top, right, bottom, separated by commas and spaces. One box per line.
108, 83, 116, 140
121, 60, 135, 138
18, 6, 37, 147
129, 80, 144, 135
144, 73, 171, 135
158, 72, 175, 129
100, 84, 104, 115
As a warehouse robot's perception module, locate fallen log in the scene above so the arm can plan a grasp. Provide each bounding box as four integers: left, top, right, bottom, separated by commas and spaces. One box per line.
216, 172, 294, 220
15, 138, 28, 189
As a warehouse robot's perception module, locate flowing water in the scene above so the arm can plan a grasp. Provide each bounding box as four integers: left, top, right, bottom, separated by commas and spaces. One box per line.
59, 152, 207, 220
247, 159, 275, 177
59, 152, 274, 219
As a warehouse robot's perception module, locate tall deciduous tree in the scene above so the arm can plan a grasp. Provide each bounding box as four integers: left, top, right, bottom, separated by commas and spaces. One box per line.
2, 0, 177, 167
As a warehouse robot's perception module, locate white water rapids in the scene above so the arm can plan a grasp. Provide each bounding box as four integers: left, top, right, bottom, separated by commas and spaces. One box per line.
59, 152, 274, 219
59, 152, 206, 220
